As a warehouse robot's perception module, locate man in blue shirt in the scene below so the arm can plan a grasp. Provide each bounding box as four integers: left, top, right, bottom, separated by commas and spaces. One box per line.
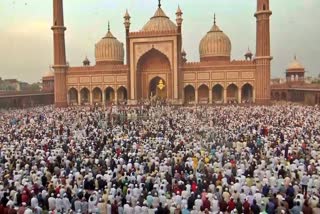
266, 198, 275, 214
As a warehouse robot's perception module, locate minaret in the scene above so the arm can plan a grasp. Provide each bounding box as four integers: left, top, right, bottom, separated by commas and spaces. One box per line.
176, 5, 183, 100
51, 0, 68, 107
255, 0, 272, 104
176, 5, 183, 55
124, 9, 131, 100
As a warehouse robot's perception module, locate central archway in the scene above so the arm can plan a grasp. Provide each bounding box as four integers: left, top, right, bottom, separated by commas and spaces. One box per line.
136, 48, 171, 100
149, 76, 167, 99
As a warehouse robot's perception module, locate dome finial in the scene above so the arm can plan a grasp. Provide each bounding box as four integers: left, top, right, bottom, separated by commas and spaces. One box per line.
214, 13, 216, 25
294, 54, 297, 60
176, 4, 182, 14
158, 0, 161, 8
108, 21, 110, 32
124, 9, 130, 19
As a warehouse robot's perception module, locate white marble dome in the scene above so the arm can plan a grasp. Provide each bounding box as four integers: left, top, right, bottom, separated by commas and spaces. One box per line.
95, 24, 124, 64
199, 19, 231, 61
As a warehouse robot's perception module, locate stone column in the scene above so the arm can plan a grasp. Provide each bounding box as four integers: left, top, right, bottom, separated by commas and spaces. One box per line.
209, 89, 213, 104
90, 90, 93, 105
102, 90, 106, 106
66, 93, 69, 105
238, 89, 242, 104
223, 89, 227, 104
253, 88, 256, 103
78, 90, 81, 105
115, 89, 118, 105
195, 89, 198, 104
182, 89, 185, 104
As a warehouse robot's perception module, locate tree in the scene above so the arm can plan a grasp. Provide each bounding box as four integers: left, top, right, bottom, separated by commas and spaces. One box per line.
29, 83, 41, 91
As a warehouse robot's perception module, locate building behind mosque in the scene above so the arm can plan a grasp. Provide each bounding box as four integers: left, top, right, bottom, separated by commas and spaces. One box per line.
46, 0, 273, 107
271, 56, 320, 105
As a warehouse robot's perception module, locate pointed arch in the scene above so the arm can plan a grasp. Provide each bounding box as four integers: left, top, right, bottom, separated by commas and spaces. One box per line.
136, 48, 172, 99
137, 48, 171, 71
226, 83, 239, 103
68, 87, 78, 105
136, 47, 172, 71
198, 84, 209, 104
105, 87, 115, 103
149, 76, 167, 100
184, 85, 195, 104
241, 83, 254, 103
92, 87, 102, 104
80, 87, 90, 105
117, 86, 128, 103
212, 84, 224, 104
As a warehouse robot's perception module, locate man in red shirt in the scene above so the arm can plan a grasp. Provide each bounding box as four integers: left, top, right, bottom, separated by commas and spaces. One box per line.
243, 198, 251, 214
227, 197, 236, 212
202, 196, 211, 211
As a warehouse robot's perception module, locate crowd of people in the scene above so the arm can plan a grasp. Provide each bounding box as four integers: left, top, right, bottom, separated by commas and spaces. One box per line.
0, 104, 320, 214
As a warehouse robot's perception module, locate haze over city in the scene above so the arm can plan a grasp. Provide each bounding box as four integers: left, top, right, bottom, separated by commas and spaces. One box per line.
0, 0, 319, 83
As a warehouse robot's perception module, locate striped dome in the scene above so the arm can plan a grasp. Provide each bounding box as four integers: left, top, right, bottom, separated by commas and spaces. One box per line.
199, 19, 231, 61
95, 23, 124, 64
141, 7, 177, 32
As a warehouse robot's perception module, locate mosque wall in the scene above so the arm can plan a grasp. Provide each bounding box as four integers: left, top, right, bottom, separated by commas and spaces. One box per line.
182, 62, 256, 87
179, 59, 256, 104
65, 74, 127, 90
49, 0, 273, 106
304, 92, 320, 105
63, 65, 129, 105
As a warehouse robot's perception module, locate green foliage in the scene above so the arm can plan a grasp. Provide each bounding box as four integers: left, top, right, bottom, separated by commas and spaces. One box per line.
29, 83, 41, 91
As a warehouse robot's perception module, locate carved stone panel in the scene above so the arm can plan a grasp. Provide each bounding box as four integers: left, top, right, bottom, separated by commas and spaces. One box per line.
211, 73, 224, 80
92, 76, 102, 83
227, 72, 239, 79
67, 77, 78, 84
198, 72, 210, 80
104, 76, 115, 83
242, 72, 254, 79
184, 73, 196, 81
117, 76, 127, 82
80, 77, 90, 83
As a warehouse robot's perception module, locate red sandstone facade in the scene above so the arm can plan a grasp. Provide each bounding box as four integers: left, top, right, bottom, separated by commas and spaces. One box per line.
49, 0, 272, 107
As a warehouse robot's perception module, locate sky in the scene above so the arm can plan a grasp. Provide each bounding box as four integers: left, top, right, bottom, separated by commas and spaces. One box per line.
0, 0, 319, 83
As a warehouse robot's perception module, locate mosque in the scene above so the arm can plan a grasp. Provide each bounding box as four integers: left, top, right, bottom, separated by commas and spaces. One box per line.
47, 0, 272, 107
